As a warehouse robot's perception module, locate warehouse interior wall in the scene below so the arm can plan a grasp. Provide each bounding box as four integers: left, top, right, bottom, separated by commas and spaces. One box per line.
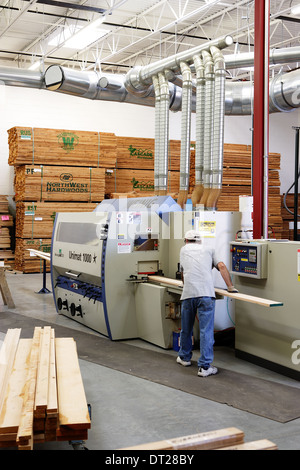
0, 84, 299, 198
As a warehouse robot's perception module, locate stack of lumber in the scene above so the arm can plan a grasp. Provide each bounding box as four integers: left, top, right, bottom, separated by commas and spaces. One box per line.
15, 202, 97, 239
14, 202, 97, 272
109, 139, 283, 237
281, 193, 300, 240
0, 196, 14, 268
0, 327, 91, 450
14, 165, 105, 203
8, 127, 117, 168
15, 239, 51, 273
122, 427, 277, 450
8, 127, 111, 273
116, 136, 195, 171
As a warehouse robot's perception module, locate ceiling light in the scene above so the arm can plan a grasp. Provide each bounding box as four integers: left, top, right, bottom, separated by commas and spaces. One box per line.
48, 15, 107, 50
291, 3, 300, 15
64, 16, 107, 49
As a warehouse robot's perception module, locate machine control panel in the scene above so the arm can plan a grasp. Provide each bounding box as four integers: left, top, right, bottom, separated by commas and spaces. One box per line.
230, 241, 268, 279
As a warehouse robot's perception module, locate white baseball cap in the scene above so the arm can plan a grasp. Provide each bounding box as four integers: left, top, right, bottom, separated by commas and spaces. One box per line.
184, 230, 202, 241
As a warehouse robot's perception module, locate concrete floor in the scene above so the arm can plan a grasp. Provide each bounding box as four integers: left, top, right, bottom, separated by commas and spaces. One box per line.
1, 271, 300, 451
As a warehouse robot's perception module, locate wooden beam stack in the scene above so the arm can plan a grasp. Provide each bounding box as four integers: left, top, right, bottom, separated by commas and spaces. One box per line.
8, 127, 117, 168
0, 327, 91, 450
14, 165, 105, 203
0, 196, 14, 268
8, 127, 111, 273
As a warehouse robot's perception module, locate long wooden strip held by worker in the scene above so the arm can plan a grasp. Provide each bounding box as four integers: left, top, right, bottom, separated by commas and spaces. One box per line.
147, 276, 283, 307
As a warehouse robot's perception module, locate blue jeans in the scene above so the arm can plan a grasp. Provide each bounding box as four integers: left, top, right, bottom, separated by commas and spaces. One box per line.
179, 297, 216, 369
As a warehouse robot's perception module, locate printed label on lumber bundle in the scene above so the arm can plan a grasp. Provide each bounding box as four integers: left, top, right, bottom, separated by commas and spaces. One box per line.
46, 180, 89, 193
57, 132, 79, 153
131, 177, 154, 191
20, 129, 32, 140
128, 145, 153, 160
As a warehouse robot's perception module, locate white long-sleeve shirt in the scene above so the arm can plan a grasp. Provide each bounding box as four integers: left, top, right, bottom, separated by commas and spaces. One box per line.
180, 243, 222, 300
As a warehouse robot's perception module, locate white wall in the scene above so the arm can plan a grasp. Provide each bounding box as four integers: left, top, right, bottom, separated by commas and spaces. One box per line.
0, 84, 299, 197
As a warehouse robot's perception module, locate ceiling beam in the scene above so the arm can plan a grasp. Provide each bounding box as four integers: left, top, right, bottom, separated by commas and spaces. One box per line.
22, 0, 106, 14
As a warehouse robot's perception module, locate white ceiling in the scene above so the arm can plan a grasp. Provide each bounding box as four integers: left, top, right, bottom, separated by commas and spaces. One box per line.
0, 0, 299, 80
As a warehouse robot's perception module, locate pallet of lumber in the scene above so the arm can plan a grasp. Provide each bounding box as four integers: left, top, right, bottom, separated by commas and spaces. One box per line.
105, 169, 194, 196
281, 193, 300, 240
121, 427, 277, 450
15, 201, 97, 239
14, 239, 51, 273
0, 327, 91, 450
8, 127, 117, 168
116, 136, 195, 171
14, 165, 106, 203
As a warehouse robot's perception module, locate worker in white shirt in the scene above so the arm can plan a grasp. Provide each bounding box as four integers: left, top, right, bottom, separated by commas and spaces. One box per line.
176, 229, 238, 377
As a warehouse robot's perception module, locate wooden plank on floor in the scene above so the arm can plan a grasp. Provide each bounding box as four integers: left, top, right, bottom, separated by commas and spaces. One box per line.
0, 329, 21, 414
219, 439, 278, 450
16, 327, 41, 447
121, 427, 245, 450
55, 338, 91, 430
34, 326, 52, 418
0, 338, 32, 436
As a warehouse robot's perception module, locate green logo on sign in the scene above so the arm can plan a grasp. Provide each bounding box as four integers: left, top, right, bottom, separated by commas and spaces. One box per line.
128, 145, 153, 160
57, 132, 79, 153
131, 177, 154, 191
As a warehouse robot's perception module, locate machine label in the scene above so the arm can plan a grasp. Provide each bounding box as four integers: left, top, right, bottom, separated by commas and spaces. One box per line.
69, 251, 97, 263
198, 221, 216, 238
117, 242, 131, 254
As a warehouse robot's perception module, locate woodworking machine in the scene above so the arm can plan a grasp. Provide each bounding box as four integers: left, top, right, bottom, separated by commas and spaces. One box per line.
229, 239, 300, 379
51, 196, 240, 348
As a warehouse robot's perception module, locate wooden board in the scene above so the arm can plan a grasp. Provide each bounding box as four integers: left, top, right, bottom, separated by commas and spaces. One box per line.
147, 276, 283, 307
0, 339, 32, 435
0, 329, 21, 415
55, 338, 91, 430
122, 427, 245, 450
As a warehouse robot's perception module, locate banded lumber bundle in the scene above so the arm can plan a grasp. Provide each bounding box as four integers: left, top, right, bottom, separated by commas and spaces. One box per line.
116, 136, 195, 171
281, 193, 300, 240
105, 169, 194, 196
15, 239, 51, 273
0, 228, 12, 249
0, 327, 91, 450
8, 127, 117, 168
15, 201, 97, 239
14, 165, 105, 202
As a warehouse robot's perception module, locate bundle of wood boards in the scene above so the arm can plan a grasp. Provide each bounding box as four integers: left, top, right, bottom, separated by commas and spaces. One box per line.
0, 327, 91, 450
281, 193, 300, 240
0, 196, 14, 267
105, 169, 195, 195
8, 127, 117, 168
15, 202, 97, 239
14, 239, 51, 273
116, 136, 195, 171
14, 165, 106, 203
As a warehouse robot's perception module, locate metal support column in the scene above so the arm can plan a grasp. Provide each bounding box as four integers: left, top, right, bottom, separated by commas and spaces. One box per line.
253, 0, 270, 239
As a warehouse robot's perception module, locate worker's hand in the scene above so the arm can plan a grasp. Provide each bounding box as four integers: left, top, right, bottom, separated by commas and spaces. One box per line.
228, 286, 239, 293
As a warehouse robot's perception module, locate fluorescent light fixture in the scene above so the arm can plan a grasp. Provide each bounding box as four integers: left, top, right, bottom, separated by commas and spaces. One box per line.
291, 3, 300, 14
48, 16, 107, 49
28, 60, 42, 71
65, 15, 107, 49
